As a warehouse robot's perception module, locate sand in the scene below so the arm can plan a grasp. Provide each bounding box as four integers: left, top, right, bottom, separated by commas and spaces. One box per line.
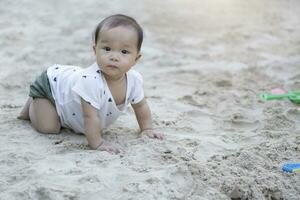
1, 0, 300, 199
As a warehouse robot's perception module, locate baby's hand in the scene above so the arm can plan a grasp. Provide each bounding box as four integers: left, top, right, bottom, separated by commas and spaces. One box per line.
97, 141, 120, 154
141, 129, 164, 140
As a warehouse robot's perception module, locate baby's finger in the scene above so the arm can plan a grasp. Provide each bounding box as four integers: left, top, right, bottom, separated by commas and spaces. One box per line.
157, 134, 164, 140
109, 147, 118, 154
107, 148, 116, 154
100, 146, 113, 154
111, 146, 120, 154
146, 132, 154, 138
157, 133, 164, 140
153, 134, 159, 139
152, 132, 162, 139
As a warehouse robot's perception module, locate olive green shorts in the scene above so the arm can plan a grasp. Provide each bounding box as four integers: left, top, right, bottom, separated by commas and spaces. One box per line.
29, 70, 55, 106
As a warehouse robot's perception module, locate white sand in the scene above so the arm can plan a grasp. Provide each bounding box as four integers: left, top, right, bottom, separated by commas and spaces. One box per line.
1, 0, 300, 199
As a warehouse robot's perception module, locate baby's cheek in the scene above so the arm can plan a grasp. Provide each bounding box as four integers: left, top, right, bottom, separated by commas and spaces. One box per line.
99, 56, 107, 63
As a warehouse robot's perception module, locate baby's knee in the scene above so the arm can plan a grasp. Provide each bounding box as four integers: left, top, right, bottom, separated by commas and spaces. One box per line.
36, 123, 61, 134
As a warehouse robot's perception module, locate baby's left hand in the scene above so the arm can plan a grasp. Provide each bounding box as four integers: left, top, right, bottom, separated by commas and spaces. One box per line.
141, 129, 164, 140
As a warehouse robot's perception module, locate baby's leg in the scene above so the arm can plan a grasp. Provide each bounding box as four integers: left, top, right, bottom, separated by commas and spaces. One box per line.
18, 97, 33, 120
29, 98, 61, 134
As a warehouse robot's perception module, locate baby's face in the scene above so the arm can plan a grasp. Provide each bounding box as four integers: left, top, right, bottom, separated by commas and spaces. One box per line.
93, 25, 141, 80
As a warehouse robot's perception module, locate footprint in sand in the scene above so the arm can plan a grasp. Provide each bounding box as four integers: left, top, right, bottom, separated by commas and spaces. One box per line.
221, 112, 260, 131
176, 109, 215, 133
178, 95, 207, 108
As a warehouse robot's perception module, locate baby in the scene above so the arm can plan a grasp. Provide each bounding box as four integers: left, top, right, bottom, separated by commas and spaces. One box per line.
18, 14, 164, 154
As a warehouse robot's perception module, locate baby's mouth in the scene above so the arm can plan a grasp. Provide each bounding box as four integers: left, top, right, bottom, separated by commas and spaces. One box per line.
107, 65, 118, 69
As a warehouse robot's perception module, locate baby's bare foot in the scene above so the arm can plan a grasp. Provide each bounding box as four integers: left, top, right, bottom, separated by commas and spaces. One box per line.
17, 112, 29, 120
18, 97, 32, 120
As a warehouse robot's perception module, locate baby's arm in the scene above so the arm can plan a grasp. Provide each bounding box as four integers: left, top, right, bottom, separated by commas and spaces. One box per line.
131, 98, 164, 139
81, 98, 119, 153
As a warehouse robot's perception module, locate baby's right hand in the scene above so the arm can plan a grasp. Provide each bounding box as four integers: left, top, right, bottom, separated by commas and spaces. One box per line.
97, 141, 120, 154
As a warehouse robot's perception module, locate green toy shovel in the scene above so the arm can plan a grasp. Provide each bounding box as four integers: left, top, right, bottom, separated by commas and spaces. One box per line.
260, 90, 300, 104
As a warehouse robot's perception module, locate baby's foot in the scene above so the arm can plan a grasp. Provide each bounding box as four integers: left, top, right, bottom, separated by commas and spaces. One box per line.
17, 97, 32, 120
17, 111, 29, 120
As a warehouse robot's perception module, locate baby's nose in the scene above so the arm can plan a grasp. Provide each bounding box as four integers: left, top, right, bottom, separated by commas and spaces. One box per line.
109, 53, 119, 61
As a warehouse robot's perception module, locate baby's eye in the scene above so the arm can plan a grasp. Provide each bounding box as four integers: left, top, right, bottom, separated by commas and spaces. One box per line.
121, 50, 129, 54
103, 47, 111, 51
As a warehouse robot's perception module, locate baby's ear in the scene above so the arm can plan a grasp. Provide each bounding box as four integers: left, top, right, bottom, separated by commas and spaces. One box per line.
136, 53, 142, 61
92, 45, 96, 55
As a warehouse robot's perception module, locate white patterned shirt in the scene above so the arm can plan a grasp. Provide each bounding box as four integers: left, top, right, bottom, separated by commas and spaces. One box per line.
47, 62, 144, 134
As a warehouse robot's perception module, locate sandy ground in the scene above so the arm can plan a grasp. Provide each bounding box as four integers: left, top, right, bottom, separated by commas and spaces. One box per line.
1, 0, 300, 199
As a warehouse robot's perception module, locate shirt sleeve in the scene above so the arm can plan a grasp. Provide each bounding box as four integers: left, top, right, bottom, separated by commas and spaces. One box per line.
130, 71, 144, 104
72, 75, 102, 109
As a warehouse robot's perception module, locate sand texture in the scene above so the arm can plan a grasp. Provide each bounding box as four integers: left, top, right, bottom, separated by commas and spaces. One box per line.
1, 0, 300, 199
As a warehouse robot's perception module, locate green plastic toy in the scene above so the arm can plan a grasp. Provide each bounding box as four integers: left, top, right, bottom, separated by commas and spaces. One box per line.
260, 90, 300, 104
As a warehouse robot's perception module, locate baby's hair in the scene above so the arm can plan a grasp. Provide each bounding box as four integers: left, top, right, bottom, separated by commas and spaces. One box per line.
93, 14, 143, 52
